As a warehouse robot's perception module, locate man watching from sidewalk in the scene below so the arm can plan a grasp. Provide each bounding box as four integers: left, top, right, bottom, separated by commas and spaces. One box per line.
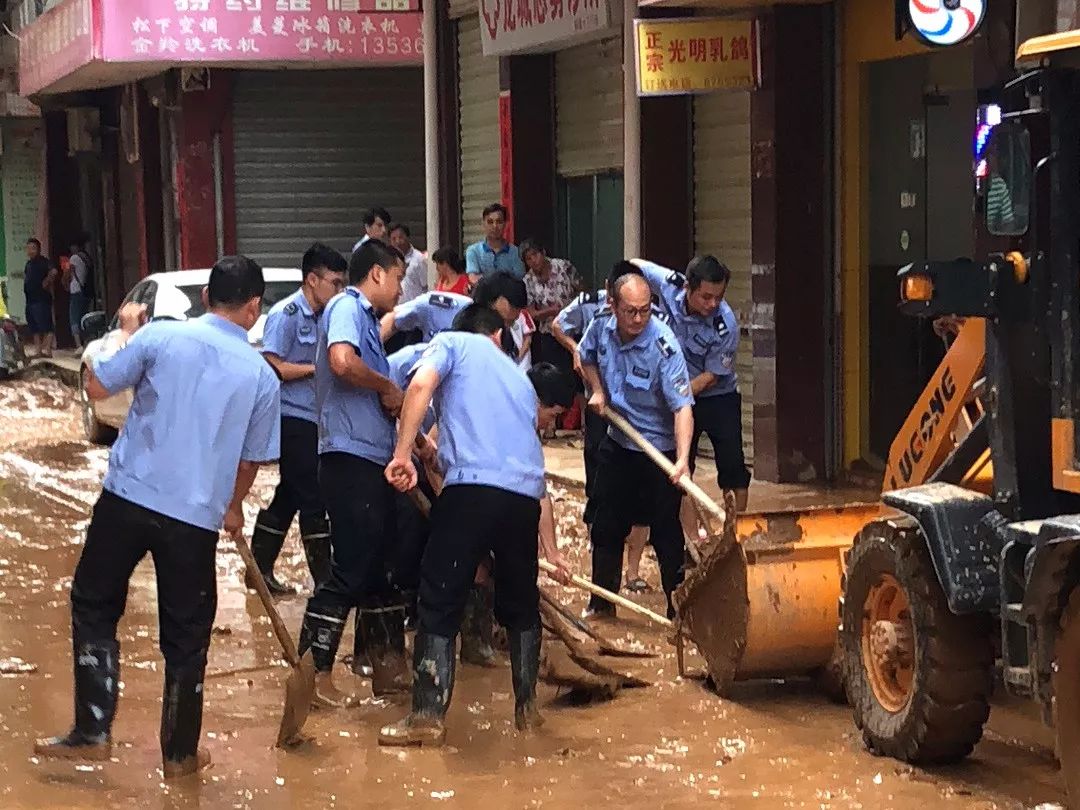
23, 237, 57, 358
246, 243, 347, 596
387, 223, 429, 353
34, 256, 281, 778
353, 206, 391, 253
465, 203, 525, 283
64, 233, 94, 348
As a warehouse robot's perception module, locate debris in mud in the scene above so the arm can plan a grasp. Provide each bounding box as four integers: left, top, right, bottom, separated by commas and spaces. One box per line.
212, 626, 233, 636
0, 657, 37, 674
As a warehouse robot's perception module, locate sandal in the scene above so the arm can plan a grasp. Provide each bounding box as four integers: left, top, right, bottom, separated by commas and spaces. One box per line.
624, 578, 651, 594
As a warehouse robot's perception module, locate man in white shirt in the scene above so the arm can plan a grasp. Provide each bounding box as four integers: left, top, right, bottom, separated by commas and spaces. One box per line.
386, 223, 429, 353
64, 233, 93, 348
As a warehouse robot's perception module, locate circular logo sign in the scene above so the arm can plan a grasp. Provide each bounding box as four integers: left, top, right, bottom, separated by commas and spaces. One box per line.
908, 0, 986, 47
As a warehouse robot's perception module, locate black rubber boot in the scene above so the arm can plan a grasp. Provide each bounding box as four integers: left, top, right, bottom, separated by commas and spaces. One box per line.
378, 633, 455, 747
510, 625, 544, 732
299, 514, 332, 591
247, 509, 294, 596
34, 640, 119, 761
586, 543, 621, 617
298, 603, 356, 708
459, 585, 498, 667
361, 605, 411, 696
160, 663, 211, 778
350, 611, 373, 678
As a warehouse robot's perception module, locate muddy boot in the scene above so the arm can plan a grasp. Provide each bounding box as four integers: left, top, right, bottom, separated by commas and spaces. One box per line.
350, 611, 373, 678
246, 510, 294, 596
459, 586, 498, 667
299, 515, 332, 591
362, 606, 411, 696
34, 640, 119, 761
378, 633, 455, 747
298, 604, 355, 709
586, 544, 621, 618
510, 626, 544, 732
160, 663, 212, 779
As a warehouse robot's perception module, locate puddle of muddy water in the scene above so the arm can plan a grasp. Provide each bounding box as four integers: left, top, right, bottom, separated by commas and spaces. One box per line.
0, 378, 1070, 809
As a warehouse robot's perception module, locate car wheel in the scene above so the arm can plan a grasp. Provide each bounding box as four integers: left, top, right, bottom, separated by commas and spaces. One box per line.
80, 366, 117, 445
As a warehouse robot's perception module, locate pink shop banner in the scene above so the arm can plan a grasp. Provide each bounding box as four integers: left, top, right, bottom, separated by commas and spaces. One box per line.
20, 0, 422, 95
103, 1, 422, 64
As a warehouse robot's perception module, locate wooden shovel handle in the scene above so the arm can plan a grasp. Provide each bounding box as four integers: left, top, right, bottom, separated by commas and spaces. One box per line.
232, 533, 302, 666
539, 559, 673, 628
602, 406, 725, 524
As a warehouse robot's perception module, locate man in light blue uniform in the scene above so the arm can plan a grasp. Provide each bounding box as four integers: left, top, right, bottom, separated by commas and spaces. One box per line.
380, 289, 471, 344
35, 256, 280, 778
380, 304, 574, 748
552, 261, 670, 592
579, 273, 694, 618
633, 256, 750, 511
296, 239, 410, 707
464, 202, 525, 281
248, 243, 347, 596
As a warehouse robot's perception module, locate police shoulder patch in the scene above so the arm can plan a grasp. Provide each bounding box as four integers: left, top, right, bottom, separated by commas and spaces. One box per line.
713, 315, 729, 336
657, 337, 676, 358
430, 294, 454, 309
582, 289, 600, 304
665, 271, 686, 287
596, 304, 613, 318
653, 307, 670, 324
284, 302, 299, 316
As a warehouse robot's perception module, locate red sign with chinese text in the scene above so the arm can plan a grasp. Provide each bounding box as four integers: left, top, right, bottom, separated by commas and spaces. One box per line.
498, 90, 514, 243
480, 0, 613, 57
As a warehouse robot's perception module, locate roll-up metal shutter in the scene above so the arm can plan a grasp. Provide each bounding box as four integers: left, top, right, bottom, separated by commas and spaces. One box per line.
457, 15, 501, 244
693, 91, 754, 466
232, 69, 425, 269
555, 35, 623, 177
448, 0, 477, 18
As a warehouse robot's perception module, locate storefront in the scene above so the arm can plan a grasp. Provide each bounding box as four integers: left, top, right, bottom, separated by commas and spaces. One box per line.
0, 111, 46, 322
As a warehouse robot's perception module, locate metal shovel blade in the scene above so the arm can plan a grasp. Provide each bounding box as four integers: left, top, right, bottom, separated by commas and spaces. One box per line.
276, 649, 317, 747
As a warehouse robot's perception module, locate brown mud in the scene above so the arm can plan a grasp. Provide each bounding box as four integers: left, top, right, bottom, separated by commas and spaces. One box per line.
0, 379, 1068, 809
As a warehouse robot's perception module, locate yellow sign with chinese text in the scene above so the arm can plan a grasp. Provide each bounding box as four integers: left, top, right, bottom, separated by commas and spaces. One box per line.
634, 18, 759, 96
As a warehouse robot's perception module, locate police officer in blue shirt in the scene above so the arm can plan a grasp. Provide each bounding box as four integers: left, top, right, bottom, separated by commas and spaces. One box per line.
380, 288, 471, 344
35, 256, 281, 778
296, 239, 410, 707
578, 273, 694, 618
380, 304, 575, 747
248, 243, 347, 596
634, 256, 751, 511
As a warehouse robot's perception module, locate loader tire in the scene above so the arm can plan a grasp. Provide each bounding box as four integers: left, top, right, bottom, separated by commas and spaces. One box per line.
840, 518, 993, 764
1054, 586, 1080, 806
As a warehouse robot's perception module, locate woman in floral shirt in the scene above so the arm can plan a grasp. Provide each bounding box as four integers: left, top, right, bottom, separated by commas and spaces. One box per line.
520, 238, 580, 369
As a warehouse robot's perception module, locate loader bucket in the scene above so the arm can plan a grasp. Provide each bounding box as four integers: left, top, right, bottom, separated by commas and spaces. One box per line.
675, 501, 881, 693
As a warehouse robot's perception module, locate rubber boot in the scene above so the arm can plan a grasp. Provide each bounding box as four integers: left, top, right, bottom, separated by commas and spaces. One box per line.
299, 515, 332, 591
585, 544, 620, 618
510, 625, 544, 732
246, 510, 294, 596
459, 585, 498, 667
361, 605, 411, 696
298, 603, 355, 708
34, 640, 119, 761
350, 611, 373, 678
160, 663, 212, 778
378, 633, 455, 747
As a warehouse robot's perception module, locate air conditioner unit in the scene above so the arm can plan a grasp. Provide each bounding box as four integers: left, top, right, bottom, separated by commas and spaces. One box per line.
66, 107, 99, 154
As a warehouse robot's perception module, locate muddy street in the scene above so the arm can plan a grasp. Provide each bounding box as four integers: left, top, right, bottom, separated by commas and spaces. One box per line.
0, 376, 1067, 809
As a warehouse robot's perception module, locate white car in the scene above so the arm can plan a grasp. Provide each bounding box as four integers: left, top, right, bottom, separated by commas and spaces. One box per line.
78, 268, 302, 444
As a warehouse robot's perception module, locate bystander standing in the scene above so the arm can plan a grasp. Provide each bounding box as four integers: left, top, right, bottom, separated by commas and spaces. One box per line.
23, 238, 57, 358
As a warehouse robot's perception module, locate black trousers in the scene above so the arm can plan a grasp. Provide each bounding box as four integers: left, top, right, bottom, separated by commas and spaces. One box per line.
71, 491, 218, 671
530, 332, 574, 373
309, 452, 399, 610
263, 416, 325, 528
417, 485, 541, 637
385, 327, 423, 355
584, 411, 650, 528
690, 392, 752, 490
589, 438, 685, 606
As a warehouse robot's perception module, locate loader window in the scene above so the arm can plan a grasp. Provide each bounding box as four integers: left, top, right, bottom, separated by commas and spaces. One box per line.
984, 123, 1031, 236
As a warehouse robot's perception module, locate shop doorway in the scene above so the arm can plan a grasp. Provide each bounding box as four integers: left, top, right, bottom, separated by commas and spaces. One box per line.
866, 52, 976, 461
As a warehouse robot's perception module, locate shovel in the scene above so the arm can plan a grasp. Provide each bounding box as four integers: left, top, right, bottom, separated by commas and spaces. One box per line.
539, 589, 656, 658
232, 534, 316, 747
